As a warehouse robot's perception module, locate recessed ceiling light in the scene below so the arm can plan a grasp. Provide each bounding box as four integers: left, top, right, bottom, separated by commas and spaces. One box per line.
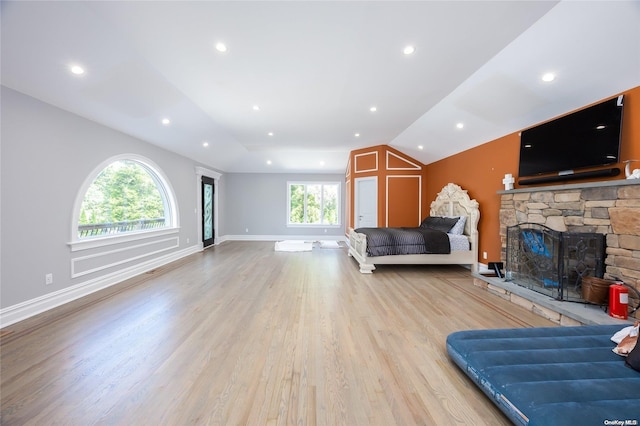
418, 145, 424, 150
370, 106, 377, 112
456, 122, 464, 129
215, 42, 227, 53
354, 133, 360, 137
202, 141, 209, 147
266, 160, 272, 165
268, 132, 274, 136
161, 118, 171, 126
253, 105, 260, 111
319, 161, 325, 166
70, 65, 85, 75
403, 45, 416, 55
542, 72, 555, 82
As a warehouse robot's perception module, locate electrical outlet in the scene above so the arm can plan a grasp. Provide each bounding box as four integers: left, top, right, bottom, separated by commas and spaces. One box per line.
45, 273, 53, 285
483, 251, 488, 260
245, 228, 249, 233
186, 238, 190, 244
324, 229, 327, 233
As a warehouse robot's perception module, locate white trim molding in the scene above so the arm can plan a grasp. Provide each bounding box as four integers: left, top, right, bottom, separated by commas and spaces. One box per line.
69, 154, 179, 248
69, 227, 179, 252
386, 151, 422, 170
71, 236, 179, 278
218, 234, 348, 243
195, 167, 222, 180
386, 175, 422, 227
0, 245, 201, 328
354, 151, 378, 173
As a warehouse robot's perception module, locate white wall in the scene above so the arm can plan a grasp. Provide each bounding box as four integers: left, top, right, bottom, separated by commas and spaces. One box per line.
0, 87, 207, 322
0, 87, 346, 325
221, 173, 346, 239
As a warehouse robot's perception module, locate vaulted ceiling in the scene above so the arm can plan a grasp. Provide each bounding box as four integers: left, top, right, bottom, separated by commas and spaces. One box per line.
2, 1, 639, 173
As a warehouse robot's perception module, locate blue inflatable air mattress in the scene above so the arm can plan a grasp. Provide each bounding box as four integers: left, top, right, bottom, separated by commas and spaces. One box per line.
446, 325, 640, 426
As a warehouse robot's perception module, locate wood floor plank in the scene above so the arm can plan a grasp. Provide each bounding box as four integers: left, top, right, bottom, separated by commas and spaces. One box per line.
1, 241, 555, 425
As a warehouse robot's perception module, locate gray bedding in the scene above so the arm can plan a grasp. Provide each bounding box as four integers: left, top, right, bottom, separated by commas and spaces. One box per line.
354, 227, 451, 257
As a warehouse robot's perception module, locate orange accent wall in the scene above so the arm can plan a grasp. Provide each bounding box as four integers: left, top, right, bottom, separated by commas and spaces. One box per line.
347, 87, 639, 264
346, 145, 426, 231
387, 176, 421, 226
354, 151, 378, 172
424, 86, 640, 265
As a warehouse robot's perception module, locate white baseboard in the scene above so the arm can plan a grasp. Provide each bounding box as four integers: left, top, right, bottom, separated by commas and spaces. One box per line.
0, 245, 201, 328
219, 234, 348, 243
1, 236, 351, 328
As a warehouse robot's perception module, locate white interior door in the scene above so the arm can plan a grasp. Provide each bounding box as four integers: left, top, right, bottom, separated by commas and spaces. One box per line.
355, 177, 377, 228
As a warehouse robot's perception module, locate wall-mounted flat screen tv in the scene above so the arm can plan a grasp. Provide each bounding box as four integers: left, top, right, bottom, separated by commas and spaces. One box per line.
518, 95, 624, 178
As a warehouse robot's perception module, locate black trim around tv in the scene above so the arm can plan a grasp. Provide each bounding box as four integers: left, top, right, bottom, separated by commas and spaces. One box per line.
518, 95, 624, 179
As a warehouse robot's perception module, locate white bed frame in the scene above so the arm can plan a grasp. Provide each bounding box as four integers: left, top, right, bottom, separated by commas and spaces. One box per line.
348, 183, 480, 274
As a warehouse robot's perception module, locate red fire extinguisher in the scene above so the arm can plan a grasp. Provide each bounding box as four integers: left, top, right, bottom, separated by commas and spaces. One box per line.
609, 283, 629, 320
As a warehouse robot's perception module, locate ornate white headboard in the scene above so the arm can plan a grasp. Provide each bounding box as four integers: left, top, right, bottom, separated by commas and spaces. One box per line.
429, 183, 480, 236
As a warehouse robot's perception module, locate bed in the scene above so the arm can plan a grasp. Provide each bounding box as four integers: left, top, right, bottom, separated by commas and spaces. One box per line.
446, 325, 640, 426
348, 183, 479, 273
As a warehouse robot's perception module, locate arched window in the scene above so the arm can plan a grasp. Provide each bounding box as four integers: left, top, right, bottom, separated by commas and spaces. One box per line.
72, 155, 177, 243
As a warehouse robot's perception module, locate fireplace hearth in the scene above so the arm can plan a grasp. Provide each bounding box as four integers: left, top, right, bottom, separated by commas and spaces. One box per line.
505, 223, 605, 302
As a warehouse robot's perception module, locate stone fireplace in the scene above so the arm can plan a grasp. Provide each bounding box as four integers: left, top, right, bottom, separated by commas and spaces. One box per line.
499, 180, 640, 304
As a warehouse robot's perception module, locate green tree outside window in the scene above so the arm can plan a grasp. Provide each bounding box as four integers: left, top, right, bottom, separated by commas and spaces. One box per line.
78, 160, 168, 238
288, 182, 340, 226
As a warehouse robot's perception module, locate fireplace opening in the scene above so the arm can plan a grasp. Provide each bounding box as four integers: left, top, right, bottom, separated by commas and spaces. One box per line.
505, 223, 605, 302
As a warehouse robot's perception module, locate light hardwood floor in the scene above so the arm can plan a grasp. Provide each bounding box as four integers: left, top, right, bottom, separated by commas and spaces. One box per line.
1, 241, 555, 425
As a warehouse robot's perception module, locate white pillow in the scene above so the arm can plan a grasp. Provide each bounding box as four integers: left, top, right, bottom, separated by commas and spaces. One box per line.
612, 324, 638, 344
448, 216, 467, 235
612, 323, 639, 356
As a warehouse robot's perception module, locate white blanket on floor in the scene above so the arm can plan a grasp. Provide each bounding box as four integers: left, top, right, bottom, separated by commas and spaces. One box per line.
274, 240, 313, 252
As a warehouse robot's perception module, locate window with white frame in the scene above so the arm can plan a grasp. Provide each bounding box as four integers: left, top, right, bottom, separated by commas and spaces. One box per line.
75, 157, 176, 240
287, 182, 340, 226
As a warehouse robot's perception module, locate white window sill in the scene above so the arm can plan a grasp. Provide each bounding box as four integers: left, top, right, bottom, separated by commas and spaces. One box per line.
68, 227, 180, 252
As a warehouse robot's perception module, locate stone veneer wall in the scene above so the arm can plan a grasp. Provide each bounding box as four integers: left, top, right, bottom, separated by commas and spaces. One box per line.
499, 182, 640, 297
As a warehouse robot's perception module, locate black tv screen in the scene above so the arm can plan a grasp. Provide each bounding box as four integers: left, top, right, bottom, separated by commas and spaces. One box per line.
518, 95, 624, 178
